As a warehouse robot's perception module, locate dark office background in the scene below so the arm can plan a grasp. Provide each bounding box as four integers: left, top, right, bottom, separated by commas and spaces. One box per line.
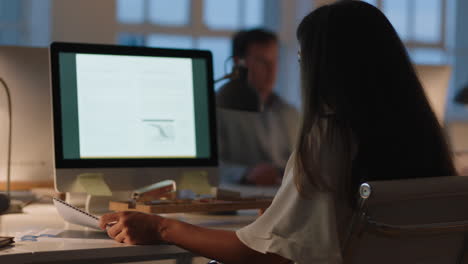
1, 0, 467, 148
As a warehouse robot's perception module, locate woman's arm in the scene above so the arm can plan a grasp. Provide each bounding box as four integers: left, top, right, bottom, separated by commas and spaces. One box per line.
100, 211, 291, 264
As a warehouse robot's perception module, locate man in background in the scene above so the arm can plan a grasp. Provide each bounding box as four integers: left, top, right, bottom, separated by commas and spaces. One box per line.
217, 28, 299, 185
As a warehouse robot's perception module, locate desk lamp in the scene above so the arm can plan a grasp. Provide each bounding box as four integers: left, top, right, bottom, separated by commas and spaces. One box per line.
215, 65, 262, 112
0, 78, 12, 214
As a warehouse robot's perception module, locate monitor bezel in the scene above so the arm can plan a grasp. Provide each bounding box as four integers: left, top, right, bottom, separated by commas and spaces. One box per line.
50, 42, 218, 169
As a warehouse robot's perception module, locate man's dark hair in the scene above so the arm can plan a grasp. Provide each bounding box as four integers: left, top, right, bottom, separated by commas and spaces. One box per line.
232, 28, 278, 58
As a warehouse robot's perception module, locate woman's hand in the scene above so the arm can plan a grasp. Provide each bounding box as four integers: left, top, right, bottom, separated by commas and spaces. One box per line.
99, 211, 165, 245
100, 211, 292, 264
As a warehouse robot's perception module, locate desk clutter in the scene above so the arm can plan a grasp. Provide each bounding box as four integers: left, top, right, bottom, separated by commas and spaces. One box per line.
14, 229, 62, 242
109, 198, 272, 214
0, 236, 14, 248
108, 178, 273, 214
52, 178, 273, 230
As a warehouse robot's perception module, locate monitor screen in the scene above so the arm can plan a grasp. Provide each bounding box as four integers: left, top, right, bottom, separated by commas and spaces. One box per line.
50, 42, 217, 169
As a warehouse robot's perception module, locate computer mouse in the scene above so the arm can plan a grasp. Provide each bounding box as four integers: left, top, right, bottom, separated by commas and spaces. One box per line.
0, 194, 10, 214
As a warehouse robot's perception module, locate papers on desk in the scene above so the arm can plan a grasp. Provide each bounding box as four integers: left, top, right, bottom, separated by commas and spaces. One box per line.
53, 198, 101, 230
15, 229, 63, 242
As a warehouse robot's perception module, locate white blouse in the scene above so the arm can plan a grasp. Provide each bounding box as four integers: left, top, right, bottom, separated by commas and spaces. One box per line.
236, 156, 341, 263
236, 120, 353, 263
236, 157, 343, 263
234, 115, 358, 264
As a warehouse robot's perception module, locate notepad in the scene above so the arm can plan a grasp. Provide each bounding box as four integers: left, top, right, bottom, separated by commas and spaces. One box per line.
53, 198, 101, 230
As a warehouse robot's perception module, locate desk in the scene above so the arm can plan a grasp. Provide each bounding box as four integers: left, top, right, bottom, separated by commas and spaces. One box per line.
0, 202, 260, 264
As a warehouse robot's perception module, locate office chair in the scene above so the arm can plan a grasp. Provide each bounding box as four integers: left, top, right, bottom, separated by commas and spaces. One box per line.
343, 176, 468, 264
209, 176, 468, 264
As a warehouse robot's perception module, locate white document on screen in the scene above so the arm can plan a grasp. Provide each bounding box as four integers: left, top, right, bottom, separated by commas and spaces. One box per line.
74, 54, 197, 159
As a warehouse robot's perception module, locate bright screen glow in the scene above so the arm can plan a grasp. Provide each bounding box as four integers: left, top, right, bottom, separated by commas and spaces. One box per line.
74, 54, 197, 158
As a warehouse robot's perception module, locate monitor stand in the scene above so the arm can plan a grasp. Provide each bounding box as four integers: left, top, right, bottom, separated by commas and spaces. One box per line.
66, 191, 132, 215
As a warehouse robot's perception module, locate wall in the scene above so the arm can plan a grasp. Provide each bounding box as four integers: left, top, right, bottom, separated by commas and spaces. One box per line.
51, 0, 116, 44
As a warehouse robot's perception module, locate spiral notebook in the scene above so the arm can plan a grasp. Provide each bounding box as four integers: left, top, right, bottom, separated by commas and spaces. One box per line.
53, 198, 101, 230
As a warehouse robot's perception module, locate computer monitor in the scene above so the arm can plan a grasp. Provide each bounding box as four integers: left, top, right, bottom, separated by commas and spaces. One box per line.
414, 64, 451, 124
50, 42, 218, 194
0, 47, 54, 187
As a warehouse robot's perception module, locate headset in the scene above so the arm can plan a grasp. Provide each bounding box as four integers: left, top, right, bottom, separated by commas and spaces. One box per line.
215, 57, 262, 112
215, 58, 246, 83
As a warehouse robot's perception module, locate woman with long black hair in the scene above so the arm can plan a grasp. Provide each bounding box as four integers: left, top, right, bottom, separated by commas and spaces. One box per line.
100, 2, 457, 263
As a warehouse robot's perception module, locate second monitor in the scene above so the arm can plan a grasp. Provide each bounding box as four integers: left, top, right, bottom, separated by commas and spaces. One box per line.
50, 42, 218, 195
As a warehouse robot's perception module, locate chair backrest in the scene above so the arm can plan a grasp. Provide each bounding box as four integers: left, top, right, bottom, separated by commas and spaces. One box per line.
343, 176, 468, 264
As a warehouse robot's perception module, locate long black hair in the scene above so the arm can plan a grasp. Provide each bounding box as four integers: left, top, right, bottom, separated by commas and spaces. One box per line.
294, 1, 457, 203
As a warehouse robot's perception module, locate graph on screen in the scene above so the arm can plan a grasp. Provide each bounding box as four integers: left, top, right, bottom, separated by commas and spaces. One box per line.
143, 120, 175, 142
